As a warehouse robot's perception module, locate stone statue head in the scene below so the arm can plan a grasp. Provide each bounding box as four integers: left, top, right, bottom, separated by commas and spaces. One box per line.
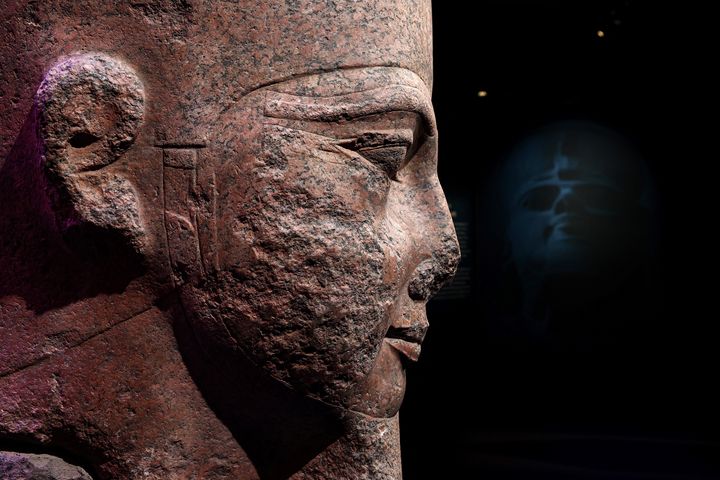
1, 1, 459, 477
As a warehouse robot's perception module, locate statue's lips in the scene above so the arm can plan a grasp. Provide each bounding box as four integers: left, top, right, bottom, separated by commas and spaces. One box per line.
383, 311, 427, 362
384, 338, 421, 362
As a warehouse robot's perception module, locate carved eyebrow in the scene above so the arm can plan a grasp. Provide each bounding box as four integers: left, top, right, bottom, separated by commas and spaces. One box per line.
264, 85, 436, 136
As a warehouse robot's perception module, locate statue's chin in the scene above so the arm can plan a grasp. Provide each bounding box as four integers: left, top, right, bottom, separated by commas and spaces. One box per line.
179, 282, 406, 419
346, 341, 407, 418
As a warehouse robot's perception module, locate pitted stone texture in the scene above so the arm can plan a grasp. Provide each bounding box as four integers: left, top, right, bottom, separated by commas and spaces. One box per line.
0, 452, 92, 480
37, 53, 145, 174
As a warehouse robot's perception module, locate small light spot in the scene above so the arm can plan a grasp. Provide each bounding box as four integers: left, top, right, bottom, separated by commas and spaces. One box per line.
477, 90, 488, 98
597, 30, 606, 38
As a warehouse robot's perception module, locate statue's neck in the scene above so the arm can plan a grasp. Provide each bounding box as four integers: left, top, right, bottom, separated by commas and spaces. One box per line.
0, 302, 405, 479
292, 412, 402, 480
171, 304, 404, 479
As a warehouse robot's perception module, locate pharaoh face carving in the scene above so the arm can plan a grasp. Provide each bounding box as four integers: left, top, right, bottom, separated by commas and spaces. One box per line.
33, 60, 459, 420
178, 67, 460, 418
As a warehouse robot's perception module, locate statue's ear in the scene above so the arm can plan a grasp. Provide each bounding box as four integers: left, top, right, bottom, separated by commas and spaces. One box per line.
35, 53, 146, 257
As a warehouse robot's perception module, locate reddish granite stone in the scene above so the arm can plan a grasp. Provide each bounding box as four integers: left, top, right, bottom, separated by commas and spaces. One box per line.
0, 2, 459, 478
0, 451, 92, 479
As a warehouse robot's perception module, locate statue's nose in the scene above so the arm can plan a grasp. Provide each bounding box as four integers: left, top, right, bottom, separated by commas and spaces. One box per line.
407, 243, 459, 302
406, 185, 461, 303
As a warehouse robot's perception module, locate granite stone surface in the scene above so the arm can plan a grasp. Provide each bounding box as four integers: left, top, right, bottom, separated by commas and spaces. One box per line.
0, 2, 459, 478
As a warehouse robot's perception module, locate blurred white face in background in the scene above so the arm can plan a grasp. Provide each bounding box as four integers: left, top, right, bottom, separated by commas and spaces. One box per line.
501, 123, 654, 281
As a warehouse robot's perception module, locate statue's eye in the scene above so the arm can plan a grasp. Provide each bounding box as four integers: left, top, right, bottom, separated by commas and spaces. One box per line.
338, 130, 415, 180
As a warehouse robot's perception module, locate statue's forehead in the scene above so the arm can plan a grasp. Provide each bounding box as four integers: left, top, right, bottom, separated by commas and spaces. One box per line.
217, 0, 434, 92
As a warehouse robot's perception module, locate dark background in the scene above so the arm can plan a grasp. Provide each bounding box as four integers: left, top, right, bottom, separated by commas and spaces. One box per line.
401, 1, 718, 479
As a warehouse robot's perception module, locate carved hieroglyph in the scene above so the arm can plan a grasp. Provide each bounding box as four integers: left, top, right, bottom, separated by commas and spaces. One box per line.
0, 2, 459, 479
